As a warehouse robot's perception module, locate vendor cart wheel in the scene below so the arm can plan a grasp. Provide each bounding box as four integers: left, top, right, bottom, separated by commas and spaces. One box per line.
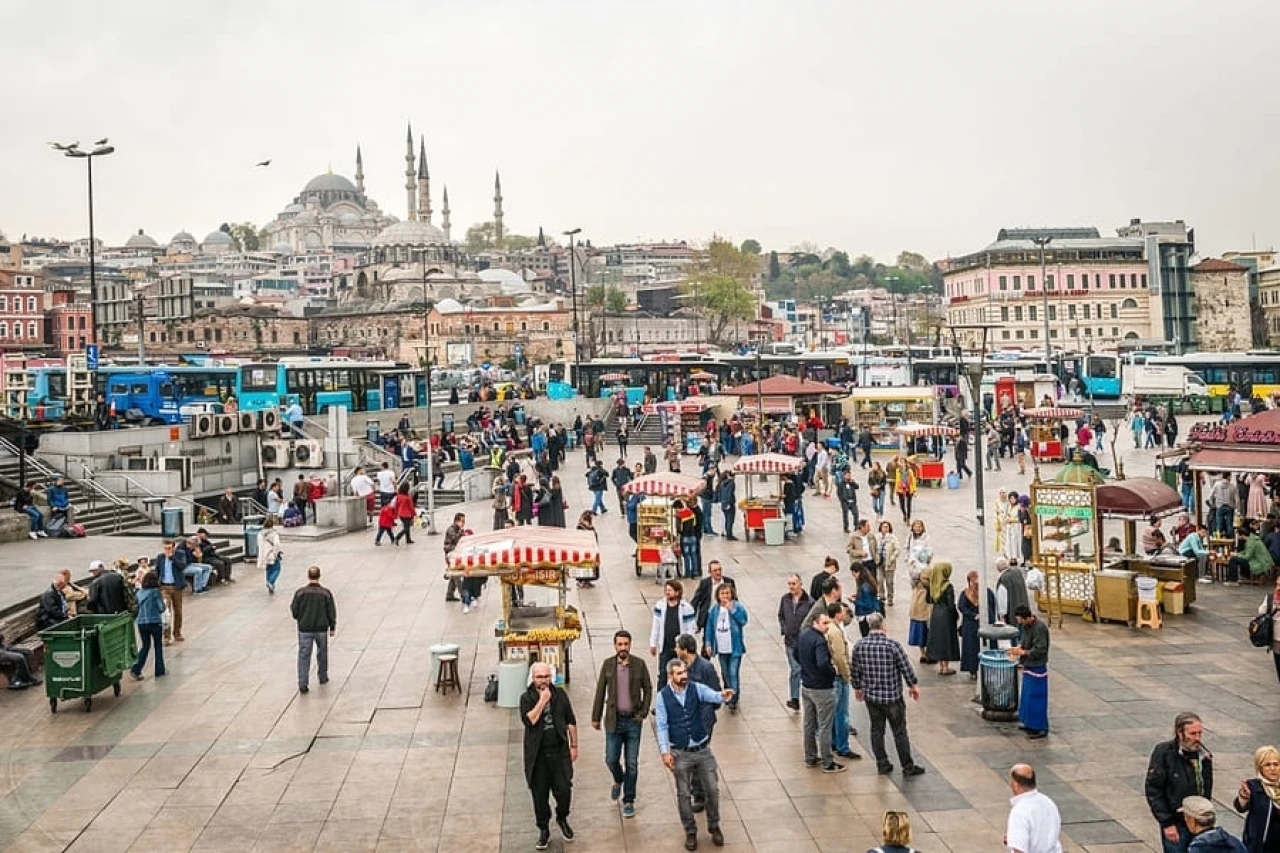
49, 698, 57, 714
634, 560, 641, 577
83, 698, 92, 713
113, 682, 121, 697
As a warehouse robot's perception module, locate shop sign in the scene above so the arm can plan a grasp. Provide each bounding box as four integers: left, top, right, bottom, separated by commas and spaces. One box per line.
1187, 423, 1280, 445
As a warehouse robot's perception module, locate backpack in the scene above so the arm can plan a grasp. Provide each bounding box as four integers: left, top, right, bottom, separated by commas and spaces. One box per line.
70, 523, 87, 538
1248, 598, 1275, 648
588, 468, 607, 491
483, 674, 499, 703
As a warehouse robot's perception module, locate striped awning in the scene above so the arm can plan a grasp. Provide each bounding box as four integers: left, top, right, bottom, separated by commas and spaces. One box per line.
1024, 407, 1084, 420
894, 423, 959, 438
599, 372, 630, 382
641, 401, 711, 414
621, 472, 707, 498
733, 453, 805, 474
446, 528, 600, 573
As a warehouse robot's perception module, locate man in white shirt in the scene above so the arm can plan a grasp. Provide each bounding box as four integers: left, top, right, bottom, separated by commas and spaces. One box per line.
1006, 763, 1062, 853
349, 467, 377, 522
375, 463, 397, 508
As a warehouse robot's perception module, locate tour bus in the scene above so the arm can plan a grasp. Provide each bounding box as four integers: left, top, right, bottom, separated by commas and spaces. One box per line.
97, 366, 238, 424
235, 358, 416, 415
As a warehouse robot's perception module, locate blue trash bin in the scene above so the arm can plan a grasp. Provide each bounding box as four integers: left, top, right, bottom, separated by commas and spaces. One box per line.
243, 516, 264, 560
979, 649, 1019, 720
161, 507, 184, 539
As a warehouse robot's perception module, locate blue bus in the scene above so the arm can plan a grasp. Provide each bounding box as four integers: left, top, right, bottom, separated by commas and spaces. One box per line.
27, 366, 70, 420
97, 366, 238, 424
236, 359, 416, 415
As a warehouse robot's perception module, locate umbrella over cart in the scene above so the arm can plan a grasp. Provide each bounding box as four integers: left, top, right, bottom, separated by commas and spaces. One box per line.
621, 472, 706, 498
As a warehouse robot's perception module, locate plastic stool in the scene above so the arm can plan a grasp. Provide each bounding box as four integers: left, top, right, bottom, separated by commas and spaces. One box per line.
436, 654, 461, 695
1136, 599, 1162, 630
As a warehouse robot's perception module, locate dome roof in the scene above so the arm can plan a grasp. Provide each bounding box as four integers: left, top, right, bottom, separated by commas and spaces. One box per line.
435, 298, 466, 314
170, 231, 196, 244
304, 173, 357, 193
283, 203, 305, 214
125, 229, 158, 248
203, 230, 234, 245
338, 212, 360, 224
372, 219, 448, 248
478, 268, 531, 293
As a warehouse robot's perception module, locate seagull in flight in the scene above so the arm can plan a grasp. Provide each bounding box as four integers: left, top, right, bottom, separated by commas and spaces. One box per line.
48, 141, 79, 151
94, 137, 109, 146
255, 159, 272, 167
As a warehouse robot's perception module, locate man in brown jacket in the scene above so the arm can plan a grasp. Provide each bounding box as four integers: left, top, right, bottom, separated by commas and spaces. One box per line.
591, 629, 653, 819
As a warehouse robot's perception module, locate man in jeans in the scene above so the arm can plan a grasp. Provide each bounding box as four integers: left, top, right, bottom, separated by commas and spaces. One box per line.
591, 630, 653, 820
290, 566, 336, 694
777, 574, 812, 711
795, 609, 845, 773
851, 612, 925, 777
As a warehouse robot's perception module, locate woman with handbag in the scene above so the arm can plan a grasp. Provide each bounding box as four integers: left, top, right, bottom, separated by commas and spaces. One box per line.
1232, 745, 1280, 853
1260, 576, 1280, 683
257, 517, 283, 594
702, 582, 748, 713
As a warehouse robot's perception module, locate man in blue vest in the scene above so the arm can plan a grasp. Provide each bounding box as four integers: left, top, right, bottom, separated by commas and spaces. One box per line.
675, 633, 721, 814
154, 539, 188, 644
655, 657, 735, 851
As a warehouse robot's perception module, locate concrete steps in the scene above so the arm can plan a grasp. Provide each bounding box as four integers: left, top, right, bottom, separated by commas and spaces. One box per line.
0, 458, 151, 536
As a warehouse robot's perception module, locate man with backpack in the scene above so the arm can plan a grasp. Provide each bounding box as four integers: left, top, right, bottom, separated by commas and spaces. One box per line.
611, 459, 634, 514
587, 461, 609, 515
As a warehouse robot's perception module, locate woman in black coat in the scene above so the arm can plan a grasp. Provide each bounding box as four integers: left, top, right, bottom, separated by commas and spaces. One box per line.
538, 476, 566, 528
1233, 745, 1280, 853
957, 569, 982, 681
924, 561, 960, 676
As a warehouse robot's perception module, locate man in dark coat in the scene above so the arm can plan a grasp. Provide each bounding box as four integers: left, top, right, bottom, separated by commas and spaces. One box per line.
521, 662, 578, 850
690, 560, 735, 632
1146, 712, 1213, 853
86, 560, 128, 614
36, 574, 69, 630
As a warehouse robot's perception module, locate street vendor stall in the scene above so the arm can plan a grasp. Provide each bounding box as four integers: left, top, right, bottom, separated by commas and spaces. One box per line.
733, 452, 804, 540
894, 422, 958, 487
844, 387, 940, 449
641, 400, 714, 454
1023, 406, 1083, 463
446, 528, 596, 683
622, 472, 705, 581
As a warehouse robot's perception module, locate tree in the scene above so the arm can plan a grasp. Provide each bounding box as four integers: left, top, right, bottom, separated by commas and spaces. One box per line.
464, 222, 499, 253
768, 251, 781, 281
896, 250, 930, 272
684, 238, 758, 347
740, 238, 762, 255
228, 222, 261, 252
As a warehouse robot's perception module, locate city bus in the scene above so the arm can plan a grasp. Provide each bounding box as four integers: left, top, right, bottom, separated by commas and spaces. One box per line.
235, 358, 412, 414
96, 366, 238, 424
1146, 352, 1280, 398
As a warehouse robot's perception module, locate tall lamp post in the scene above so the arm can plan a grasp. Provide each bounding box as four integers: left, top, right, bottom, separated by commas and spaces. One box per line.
414, 248, 438, 535
1031, 235, 1053, 366
564, 228, 582, 389
58, 140, 115, 344
948, 324, 995, 605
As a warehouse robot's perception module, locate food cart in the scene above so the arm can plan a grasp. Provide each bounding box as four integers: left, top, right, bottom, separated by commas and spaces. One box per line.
1023, 406, 1082, 463
641, 400, 714, 455
733, 453, 804, 540
894, 423, 958, 487
843, 387, 940, 449
446, 528, 596, 683
622, 472, 706, 581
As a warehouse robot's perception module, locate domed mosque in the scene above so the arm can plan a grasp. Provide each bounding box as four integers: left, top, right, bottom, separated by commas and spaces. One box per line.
259, 145, 397, 254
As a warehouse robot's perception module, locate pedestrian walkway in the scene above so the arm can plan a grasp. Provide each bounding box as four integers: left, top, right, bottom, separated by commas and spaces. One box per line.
0, 430, 1272, 852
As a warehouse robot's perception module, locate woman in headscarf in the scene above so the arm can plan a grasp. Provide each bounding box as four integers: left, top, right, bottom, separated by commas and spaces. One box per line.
1233, 744, 1280, 853
1017, 495, 1034, 564
1003, 492, 1024, 565
924, 561, 960, 675
907, 564, 933, 663
958, 569, 982, 680
993, 488, 1009, 555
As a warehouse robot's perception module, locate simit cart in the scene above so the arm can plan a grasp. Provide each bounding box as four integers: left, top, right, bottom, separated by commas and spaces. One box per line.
893, 422, 959, 487
733, 453, 805, 540
38, 613, 137, 713
621, 472, 706, 581
1022, 406, 1084, 464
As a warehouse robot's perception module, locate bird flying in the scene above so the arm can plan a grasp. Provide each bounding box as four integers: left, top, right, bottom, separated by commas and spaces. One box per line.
255, 160, 271, 167
48, 141, 79, 151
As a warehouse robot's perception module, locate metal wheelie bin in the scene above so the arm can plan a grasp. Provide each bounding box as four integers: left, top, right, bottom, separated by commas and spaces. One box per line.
39, 613, 137, 713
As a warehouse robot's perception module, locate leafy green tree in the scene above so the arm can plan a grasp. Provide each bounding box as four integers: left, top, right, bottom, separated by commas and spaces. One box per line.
463, 222, 538, 252
606, 287, 627, 313
740, 238, 762, 255
768, 251, 781, 281
684, 238, 758, 347
228, 222, 261, 252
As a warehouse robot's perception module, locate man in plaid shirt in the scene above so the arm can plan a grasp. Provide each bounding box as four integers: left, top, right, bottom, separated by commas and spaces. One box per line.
850, 612, 926, 777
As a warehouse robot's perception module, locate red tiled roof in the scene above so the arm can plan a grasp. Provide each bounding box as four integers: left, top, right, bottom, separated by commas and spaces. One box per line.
1190, 258, 1248, 272
720, 374, 845, 397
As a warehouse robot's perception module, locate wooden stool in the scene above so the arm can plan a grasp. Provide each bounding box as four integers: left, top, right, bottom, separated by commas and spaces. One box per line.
435, 655, 461, 695
1136, 599, 1162, 630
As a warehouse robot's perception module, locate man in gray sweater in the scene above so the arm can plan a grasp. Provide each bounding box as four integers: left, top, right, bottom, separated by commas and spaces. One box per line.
291, 566, 337, 694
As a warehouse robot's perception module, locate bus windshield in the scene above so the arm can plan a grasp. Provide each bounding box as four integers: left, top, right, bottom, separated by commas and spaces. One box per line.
240, 365, 279, 393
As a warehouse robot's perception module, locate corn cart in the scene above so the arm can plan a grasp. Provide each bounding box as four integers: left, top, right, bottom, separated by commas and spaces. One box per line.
733, 453, 805, 540
622, 471, 706, 582
38, 613, 137, 713
1023, 406, 1083, 464
446, 528, 597, 684
894, 422, 959, 487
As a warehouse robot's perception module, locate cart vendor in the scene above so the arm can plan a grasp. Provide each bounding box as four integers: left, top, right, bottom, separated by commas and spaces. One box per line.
1008, 604, 1050, 740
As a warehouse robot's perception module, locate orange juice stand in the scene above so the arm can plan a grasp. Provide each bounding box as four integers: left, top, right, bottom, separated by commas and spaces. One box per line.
732, 453, 805, 540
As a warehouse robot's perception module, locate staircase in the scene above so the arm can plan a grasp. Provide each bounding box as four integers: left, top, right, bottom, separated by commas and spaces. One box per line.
631, 414, 666, 447
0, 445, 151, 536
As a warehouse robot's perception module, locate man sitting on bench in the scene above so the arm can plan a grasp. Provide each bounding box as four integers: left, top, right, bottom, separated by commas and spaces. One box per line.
0, 636, 41, 690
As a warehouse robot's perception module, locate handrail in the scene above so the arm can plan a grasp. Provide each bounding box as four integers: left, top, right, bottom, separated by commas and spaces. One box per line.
82, 463, 199, 512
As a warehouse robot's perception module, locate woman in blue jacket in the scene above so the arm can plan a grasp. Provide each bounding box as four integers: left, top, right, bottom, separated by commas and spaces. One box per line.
703, 583, 748, 713
130, 571, 166, 680
1233, 745, 1280, 853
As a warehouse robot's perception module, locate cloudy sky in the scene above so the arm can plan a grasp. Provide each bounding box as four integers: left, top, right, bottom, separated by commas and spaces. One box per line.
2, 0, 1277, 262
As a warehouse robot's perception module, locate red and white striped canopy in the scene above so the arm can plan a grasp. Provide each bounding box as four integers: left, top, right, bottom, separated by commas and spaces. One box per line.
621, 472, 706, 498
599, 372, 630, 382
688, 371, 717, 381
447, 528, 600, 572
1024, 406, 1084, 420
641, 401, 710, 414
733, 453, 805, 474
894, 423, 959, 438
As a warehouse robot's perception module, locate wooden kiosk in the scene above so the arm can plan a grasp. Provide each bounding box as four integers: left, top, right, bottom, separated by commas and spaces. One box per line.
445, 528, 596, 683
843, 387, 939, 450
894, 423, 958, 487
733, 453, 804, 540
621, 472, 705, 581
1023, 406, 1082, 464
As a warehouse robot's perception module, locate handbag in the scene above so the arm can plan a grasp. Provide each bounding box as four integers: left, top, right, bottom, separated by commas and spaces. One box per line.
1248, 597, 1275, 648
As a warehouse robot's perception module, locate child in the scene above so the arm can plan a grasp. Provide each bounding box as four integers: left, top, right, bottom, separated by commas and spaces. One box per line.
375, 502, 398, 546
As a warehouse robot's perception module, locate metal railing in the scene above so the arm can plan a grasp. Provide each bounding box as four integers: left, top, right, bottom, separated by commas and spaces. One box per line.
79, 462, 201, 531
0, 437, 138, 534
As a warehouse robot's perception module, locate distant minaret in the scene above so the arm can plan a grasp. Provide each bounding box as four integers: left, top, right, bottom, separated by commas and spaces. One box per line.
404, 123, 417, 221
441, 186, 452, 243
493, 170, 504, 246
417, 138, 432, 225
354, 144, 364, 194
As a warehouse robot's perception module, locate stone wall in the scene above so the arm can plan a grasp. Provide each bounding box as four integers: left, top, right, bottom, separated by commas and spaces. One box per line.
1192, 266, 1252, 352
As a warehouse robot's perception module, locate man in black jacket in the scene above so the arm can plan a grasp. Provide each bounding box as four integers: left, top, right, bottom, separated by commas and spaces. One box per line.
290, 566, 337, 694
690, 561, 735, 631
522, 662, 578, 850
611, 458, 633, 514
778, 574, 812, 711
836, 469, 860, 533
590, 630, 653, 818
0, 635, 41, 688
196, 528, 232, 584
86, 560, 128, 614
36, 574, 68, 630
1146, 712, 1213, 853
796, 609, 845, 773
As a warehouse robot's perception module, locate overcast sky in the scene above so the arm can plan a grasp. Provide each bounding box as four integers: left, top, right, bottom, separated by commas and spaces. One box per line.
3, 0, 1277, 262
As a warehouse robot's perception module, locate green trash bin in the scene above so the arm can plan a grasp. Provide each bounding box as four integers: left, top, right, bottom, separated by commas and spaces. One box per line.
39, 613, 137, 714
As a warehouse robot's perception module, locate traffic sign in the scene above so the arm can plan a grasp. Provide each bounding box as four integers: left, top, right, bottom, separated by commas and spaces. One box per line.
85, 344, 99, 370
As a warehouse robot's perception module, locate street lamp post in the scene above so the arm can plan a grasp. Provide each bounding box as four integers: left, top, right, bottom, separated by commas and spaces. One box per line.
754, 348, 763, 426
564, 228, 582, 389
949, 324, 996, 609
1031, 236, 1053, 366
59, 141, 115, 345
414, 249, 438, 535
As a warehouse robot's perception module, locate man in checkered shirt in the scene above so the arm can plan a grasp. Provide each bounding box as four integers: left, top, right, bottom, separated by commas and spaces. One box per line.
850, 612, 926, 777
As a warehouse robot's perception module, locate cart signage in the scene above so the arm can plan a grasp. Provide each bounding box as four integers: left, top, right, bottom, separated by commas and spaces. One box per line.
51, 651, 81, 668
1035, 505, 1093, 518
1187, 422, 1280, 445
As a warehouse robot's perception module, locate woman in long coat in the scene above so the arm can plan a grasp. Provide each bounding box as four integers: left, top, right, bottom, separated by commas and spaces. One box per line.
925, 561, 960, 675
957, 569, 982, 680
1003, 491, 1023, 565
907, 564, 933, 662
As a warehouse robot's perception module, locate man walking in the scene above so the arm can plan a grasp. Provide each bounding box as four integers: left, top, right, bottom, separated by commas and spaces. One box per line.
1006, 764, 1062, 853
673, 633, 721, 815
718, 471, 737, 540
691, 561, 735, 633
1009, 605, 1050, 739
851, 612, 923, 776
522, 662, 578, 851
587, 460, 609, 515
154, 539, 188, 644
1145, 713, 1214, 853
443, 512, 467, 603
1179, 796, 1246, 853
654, 658, 734, 850
591, 630, 652, 820
612, 458, 634, 514
836, 469, 860, 533
796, 608, 845, 772
290, 566, 336, 694
777, 574, 812, 711
85, 559, 128, 614
650, 580, 698, 689
826, 603, 861, 761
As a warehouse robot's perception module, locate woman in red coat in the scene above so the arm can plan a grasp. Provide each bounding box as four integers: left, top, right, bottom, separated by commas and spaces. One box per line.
391, 482, 417, 545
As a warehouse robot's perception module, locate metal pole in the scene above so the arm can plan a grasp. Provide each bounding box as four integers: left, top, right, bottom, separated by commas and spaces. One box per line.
420, 253, 437, 535
952, 325, 994, 607
565, 229, 582, 388
755, 350, 763, 427
87, 155, 99, 345
1032, 236, 1052, 366
135, 292, 145, 363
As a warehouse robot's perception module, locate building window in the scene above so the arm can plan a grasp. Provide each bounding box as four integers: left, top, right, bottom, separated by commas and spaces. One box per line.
0, 297, 7, 312
1112, 327, 1119, 337
13, 323, 21, 340
1066, 274, 1074, 289
1047, 275, 1055, 290
1110, 304, 1118, 319
492, 323, 499, 332
78, 315, 86, 330
1014, 307, 1023, 321
149, 331, 156, 343
27, 297, 36, 313
215, 329, 222, 343
1083, 305, 1090, 319
1130, 273, 1138, 287
542, 322, 550, 331
999, 276, 1007, 291
1069, 327, 1078, 337
1030, 329, 1038, 339
1050, 329, 1058, 338
1015, 330, 1025, 340
1084, 327, 1092, 336
1109, 274, 1116, 289
1027, 275, 1035, 289
293, 332, 301, 344
1029, 305, 1037, 321
1013, 275, 1021, 290
1000, 307, 1009, 322
1048, 305, 1057, 320
1068, 305, 1077, 319
1141, 274, 1148, 287
1001, 330, 1010, 340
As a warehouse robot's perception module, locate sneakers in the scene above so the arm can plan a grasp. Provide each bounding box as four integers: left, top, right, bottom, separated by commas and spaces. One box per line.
610, 784, 621, 802
535, 828, 550, 850
685, 834, 698, 851
821, 762, 847, 773
267, 582, 275, 594
462, 604, 471, 614
299, 685, 309, 694
129, 672, 145, 682
835, 749, 862, 760
621, 803, 635, 819
556, 818, 574, 842
319, 677, 329, 685
27, 532, 37, 540
36, 531, 47, 538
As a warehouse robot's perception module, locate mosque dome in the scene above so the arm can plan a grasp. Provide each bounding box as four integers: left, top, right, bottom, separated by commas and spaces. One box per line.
169, 230, 195, 245
303, 173, 357, 194
125, 229, 158, 249
478, 267, 531, 293
203, 230, 234, 246
435, 298, 465, 314
372, 219, 447, 248
283, 203, 304, 215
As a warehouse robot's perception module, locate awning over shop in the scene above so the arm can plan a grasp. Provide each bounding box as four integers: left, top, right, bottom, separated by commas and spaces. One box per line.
1186, 447, 1280, 474
1095, 478, 1183, 520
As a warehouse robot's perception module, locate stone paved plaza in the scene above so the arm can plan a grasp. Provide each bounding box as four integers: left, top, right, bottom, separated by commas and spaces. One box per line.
0, 425, 1277, 853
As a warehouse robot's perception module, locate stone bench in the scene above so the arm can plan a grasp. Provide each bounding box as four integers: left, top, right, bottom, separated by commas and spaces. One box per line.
0, 604, 43, 687
0, 512, 32, 544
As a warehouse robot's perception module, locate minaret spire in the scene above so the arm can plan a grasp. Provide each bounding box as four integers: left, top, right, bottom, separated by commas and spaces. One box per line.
493, 170, 504, 246
354, 144, 364, 194
404, 123, 417, 221
417, 137, 432, 225
441, 186, 452, 243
